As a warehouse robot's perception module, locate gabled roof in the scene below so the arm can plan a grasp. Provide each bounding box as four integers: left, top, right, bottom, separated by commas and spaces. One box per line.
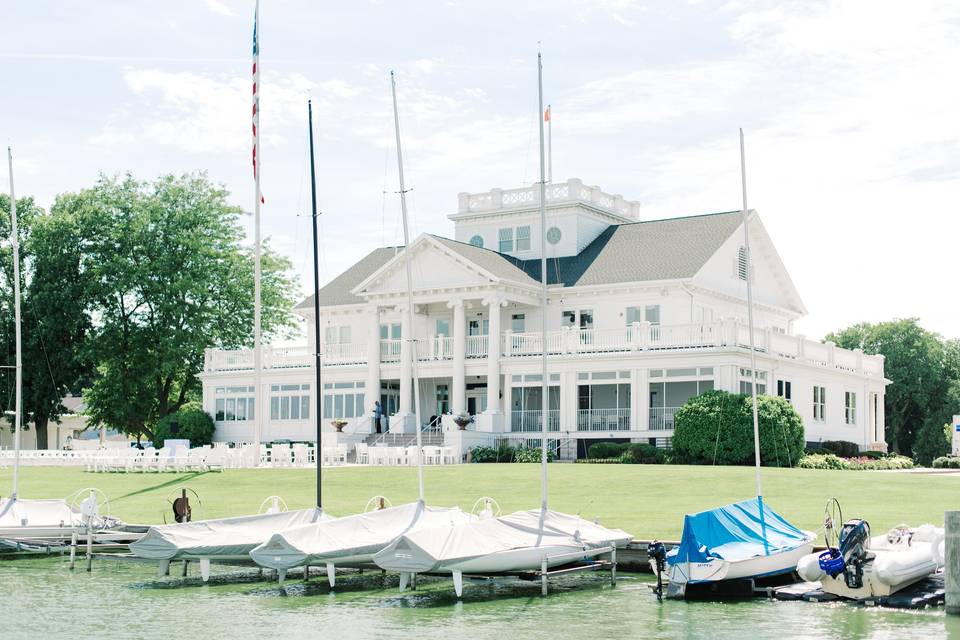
515, 211, 743, 286
299, 210, 746, 307
296, 247, 399, 309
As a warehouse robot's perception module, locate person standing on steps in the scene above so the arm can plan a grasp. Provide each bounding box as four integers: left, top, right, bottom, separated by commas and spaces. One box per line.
373, 400, 384, 434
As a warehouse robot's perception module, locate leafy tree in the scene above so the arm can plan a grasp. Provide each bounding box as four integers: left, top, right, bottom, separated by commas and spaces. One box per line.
912, 422, 951, 467
153, 403, 215, 448
0, 194, 88, 450
63, 173, 298, 441
672, 390, 805, 467
826, 319, 958, 454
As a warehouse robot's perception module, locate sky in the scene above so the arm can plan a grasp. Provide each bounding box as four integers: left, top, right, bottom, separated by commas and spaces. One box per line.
3, 0, 959, 341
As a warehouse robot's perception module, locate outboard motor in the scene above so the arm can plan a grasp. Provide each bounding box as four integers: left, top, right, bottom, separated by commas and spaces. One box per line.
837, 519, 871, 588
648, 541, 667, 601
172, 489, 192, 523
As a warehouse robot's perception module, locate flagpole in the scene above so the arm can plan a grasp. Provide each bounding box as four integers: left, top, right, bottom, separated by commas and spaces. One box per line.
547, 104, 552, 183
537, 52, 549, 516
6, 147, 22, 499
308, 99, 323, 510
252, 0, 263, 459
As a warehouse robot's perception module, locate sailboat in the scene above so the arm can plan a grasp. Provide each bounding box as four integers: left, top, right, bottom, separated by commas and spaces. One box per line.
129, 7, 332, 580
248, 75, 474, 587
657, 131, 815, 599
372, 52, 632, 598
0, 148, 141, 551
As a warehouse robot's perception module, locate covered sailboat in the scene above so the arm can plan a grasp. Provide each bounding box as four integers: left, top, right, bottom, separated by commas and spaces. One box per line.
250, 501, 472, 583
656, 131, 813, 598
373, 53, 632, 598
250, 74, 475, 587
663, 498, 814, 593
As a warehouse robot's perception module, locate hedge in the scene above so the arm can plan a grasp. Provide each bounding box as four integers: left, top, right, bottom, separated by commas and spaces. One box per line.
671, 390, 805, 467
798, 453, 915, 471
818, 440, 860, 458
932, 456, 960, 469
470, 443, 516, 463
513, 447, 554, 463
153, 404, 215, 448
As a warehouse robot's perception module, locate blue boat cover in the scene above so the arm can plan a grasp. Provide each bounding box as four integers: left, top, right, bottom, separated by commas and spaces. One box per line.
668, 498, 808, 565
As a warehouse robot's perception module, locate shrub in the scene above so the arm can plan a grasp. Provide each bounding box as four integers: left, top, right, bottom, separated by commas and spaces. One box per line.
587, 442, 628, 459
912, 422, 952, 466
820, 440, 860, 458
846, 455, 914, 470
797, 453, 850, 470
932, 456, 960, 469
860, 450, 887, 460
153, 404, 215, 448
513, 447, 554, 463
671, 391, 805, 467
620, 443, 667, 464
470, 443, 515, 463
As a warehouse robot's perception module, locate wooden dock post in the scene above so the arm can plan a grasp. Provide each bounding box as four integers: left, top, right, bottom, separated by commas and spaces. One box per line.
947, 510, 960, 615
541, 557, 548, 597
85, 529, 93, 572
68, 531, 77, 571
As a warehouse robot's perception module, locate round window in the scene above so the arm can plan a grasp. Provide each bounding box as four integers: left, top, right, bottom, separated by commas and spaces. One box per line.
469, 235, 484, 248
546, 227, 562, 245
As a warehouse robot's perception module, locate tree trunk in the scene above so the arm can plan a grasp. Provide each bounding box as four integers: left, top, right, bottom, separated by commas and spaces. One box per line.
35, 415, 49, 450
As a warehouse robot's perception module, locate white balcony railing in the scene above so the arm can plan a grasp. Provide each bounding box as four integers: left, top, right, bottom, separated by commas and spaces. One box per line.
205, 320, 885, 380
576, 408, 631, 431
510, 409, 560, 432
466, 334, 488, 358
380, 339, 402, 362
649, 406, 681, 431
457, 178, 641, 219
322, 343, 365, 365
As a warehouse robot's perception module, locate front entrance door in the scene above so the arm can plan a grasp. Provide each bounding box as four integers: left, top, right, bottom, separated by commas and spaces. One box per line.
436, 384, 450, 416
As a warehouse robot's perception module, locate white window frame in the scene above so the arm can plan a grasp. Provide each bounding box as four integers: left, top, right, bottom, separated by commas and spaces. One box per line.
813, 386, 826, 422
498, 227, 513, 252
515, 225, 531, 251
845, 391, 857, 425
777, 380, 792, 402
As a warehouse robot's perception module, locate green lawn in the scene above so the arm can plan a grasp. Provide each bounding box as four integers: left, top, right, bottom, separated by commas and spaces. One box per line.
2, 464, 957, 540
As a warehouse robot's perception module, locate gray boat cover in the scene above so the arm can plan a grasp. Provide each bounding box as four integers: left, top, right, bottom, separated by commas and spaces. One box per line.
130, 508, 328, 560
373, 509, 632, 574
249, 501, 473, 570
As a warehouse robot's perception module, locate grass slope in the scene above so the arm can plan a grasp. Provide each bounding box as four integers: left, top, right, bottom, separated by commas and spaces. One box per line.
2, 465, 957, 540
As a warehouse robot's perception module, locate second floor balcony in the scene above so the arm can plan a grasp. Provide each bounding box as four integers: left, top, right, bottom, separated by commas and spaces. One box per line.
204, 319, 885, 379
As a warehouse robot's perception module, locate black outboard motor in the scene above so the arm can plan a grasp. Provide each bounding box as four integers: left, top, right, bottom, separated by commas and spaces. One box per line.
837, 519, 870, 589
648, 541, 667, 601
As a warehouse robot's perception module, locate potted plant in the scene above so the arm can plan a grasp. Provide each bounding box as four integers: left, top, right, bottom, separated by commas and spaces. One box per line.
452, 411, 473, 431
331, 419, 348, 433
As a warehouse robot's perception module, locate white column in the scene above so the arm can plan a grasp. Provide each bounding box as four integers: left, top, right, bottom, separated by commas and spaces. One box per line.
877, 391, 886, 448
634, 368, 649, 434
449, 299, 466, 415
365, 305, 381, 426
484, 297, 503, 414
398, 303, 413, 418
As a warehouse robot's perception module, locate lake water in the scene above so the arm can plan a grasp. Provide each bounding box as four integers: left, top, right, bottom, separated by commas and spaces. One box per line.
3, 556, 957, 639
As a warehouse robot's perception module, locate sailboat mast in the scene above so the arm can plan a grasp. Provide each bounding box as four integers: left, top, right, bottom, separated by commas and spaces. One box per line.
537, 52, 549, 511
252, 0, 263, 455
308, 100, 322, 510
6, 147, 22, 499
390, 70, 425, 504
740, 129, 762, 501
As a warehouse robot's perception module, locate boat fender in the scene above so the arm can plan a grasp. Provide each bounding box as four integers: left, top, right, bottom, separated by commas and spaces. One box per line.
930, 531, 945, 567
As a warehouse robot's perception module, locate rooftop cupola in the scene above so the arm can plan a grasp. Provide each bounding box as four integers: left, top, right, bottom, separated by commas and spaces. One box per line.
449, 178, 640, 259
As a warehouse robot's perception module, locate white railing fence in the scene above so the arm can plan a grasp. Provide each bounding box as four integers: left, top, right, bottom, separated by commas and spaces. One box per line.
648, 406, 681, 431
576, 408, 631, 431
510, 409, 560, 432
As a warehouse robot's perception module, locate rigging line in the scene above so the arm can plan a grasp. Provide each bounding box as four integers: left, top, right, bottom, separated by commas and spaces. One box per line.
712, 391, 726, 466
26, 297, 61, 407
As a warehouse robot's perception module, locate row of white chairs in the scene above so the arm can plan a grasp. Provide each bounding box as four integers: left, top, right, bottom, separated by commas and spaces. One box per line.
84, 446, 225, 473
354, 444, 458, 466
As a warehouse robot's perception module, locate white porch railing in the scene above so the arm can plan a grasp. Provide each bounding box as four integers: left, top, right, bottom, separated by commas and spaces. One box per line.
649, 406, 681, 431
576, 408, 631, 431
510, 409, 560, 432
380, 339, 402, 362
466, 334, 488, 358
457, 178, 642, 219
205, 320, 885, 380
322, 343, 365, 365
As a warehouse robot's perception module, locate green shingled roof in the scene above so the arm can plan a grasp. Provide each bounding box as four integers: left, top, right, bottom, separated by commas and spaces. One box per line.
298, 211, 744, 308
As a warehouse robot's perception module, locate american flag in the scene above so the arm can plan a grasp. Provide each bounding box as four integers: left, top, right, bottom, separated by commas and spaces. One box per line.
252, 1, 263, 203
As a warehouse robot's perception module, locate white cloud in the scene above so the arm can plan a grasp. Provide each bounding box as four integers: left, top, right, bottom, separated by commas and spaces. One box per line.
204, 0, 235, 17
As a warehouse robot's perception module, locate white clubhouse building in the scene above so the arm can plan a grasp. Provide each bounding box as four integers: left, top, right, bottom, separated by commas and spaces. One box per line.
202, 178, 888, 458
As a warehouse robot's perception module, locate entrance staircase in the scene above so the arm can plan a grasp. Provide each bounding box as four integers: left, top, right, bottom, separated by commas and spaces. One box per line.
346, 431, 445, 463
